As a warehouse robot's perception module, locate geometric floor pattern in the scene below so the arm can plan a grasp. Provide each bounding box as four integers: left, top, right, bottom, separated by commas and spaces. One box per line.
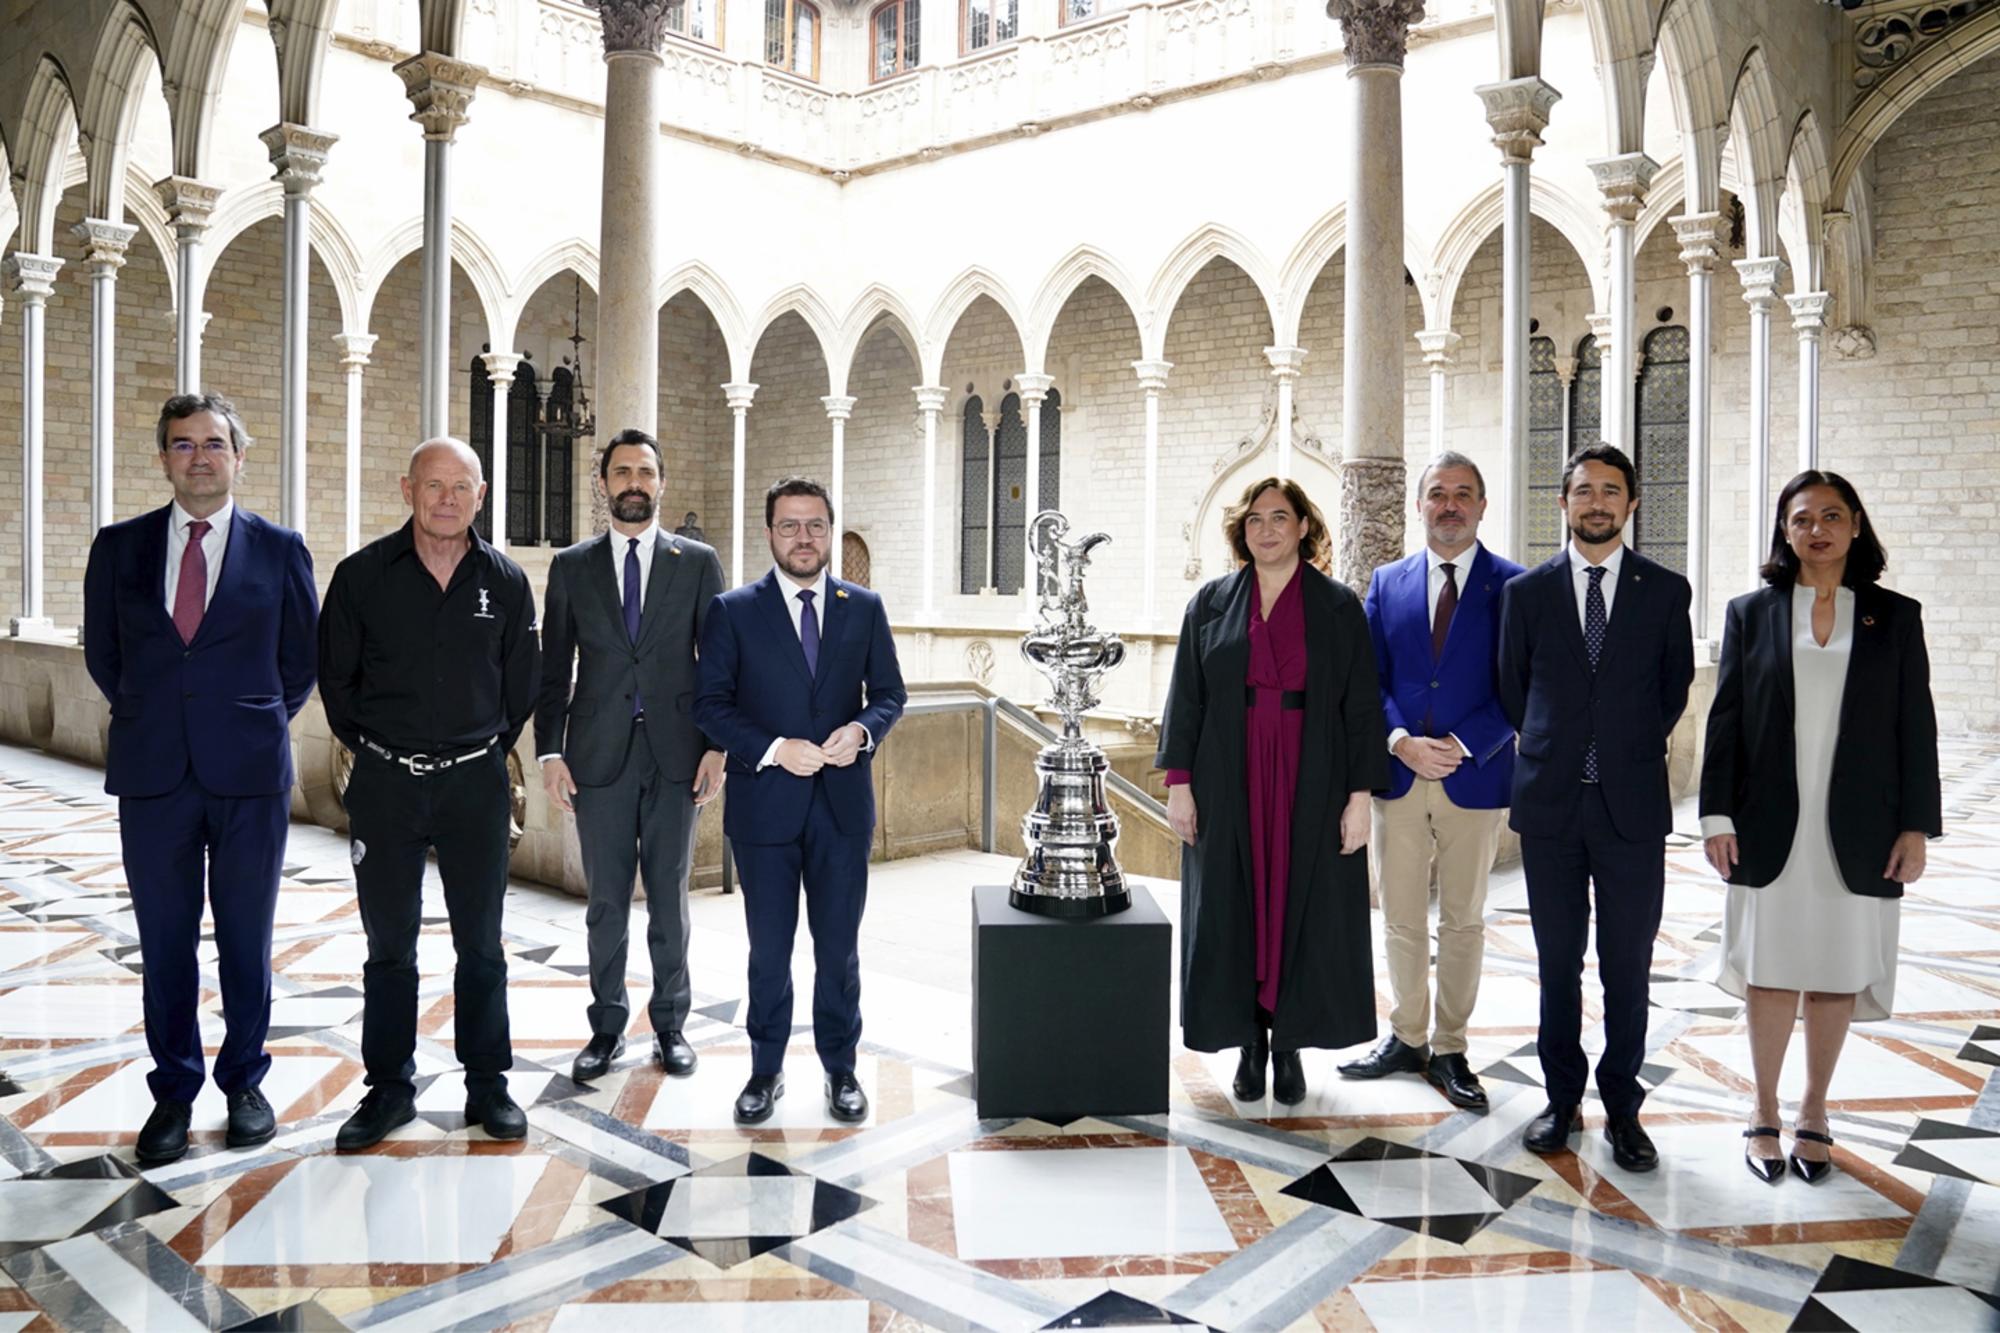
1, 737, 1997, 1331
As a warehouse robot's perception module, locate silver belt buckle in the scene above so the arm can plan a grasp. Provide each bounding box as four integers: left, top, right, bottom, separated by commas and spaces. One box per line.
405, 752, 439, 776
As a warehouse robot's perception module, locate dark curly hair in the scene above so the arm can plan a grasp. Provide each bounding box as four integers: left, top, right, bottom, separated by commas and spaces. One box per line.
1222, 476, 1329, 569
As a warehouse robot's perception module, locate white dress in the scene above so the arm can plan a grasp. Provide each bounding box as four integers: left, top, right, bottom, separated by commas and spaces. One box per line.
1715, 585, 1901, 1020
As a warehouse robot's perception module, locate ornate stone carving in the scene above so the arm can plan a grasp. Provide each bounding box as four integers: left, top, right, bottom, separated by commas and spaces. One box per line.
394, 51, 484, 142
965, 639, 996, 686
1786, 291, 1833, 339
1831, 325, 1878, 360
1050, 22, 1127, 63
1327, 0, 1425, 71
1587, 152, 1658, 224
1337, 456, 1405, 591
1474, 76, 1560, 165
1853, 1, 2000, 89
153, 176, 222, 237
1671, 211, 1729, 274
859, 81, 923, 118
1166, 0, 1251, 34
260, 124, 339, 196
71, 220, 136, 273
592, 0, 675, 56
3, 253, 63, 302
950, 52, 1018, 93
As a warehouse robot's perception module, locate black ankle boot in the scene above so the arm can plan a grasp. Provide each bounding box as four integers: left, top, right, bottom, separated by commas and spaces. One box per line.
1271, 1049, 1307, 1105
1232, 1030, 1270, 1101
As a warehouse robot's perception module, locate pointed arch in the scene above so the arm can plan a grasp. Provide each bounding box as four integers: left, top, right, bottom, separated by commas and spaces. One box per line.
1493, 0, 1545, 82
1581, 0, 1654, 155
1026, 245, 1146, 372
120, 158, 178, 303
79, 1, 162, 223
1727, 46, 1787, 260
1144, 224, 1277, 361
506, 237, 601, 353
1653, 0, 1727, 213
160, 0, 246, 179
267, 0, 341, 126
1780, 108, 1832, 292
200, 179, 363, 331
1631, 155, 1684, 253
10, 56, 79, 256
661, 258, 751, 380
1274, 205, 1437, 344
356, 215, 507, 351
1830, 5, 2000, 206
834, 283, 925, 395
749, 283, 839, 392
1429, 177, 1609, 331
922, 266, 1027, 383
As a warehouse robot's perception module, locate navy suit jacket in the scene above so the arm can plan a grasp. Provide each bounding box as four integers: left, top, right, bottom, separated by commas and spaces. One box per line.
693, 570, 907, 844
1497, 547, 1694, 842
1364, 543, 1524, 808
83, 504, 319, 799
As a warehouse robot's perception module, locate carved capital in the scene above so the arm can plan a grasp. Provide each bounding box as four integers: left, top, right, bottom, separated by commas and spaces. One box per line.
1414, 329, 1460, 368
260, 124, 339, 196
1734, 255, 1788, 309
152, 176, 222, 237
1786, 291, 1833, 338
1831, 325, 1877, 360
1132, 358, 1173, 392
482, 351, 525, 384
1328, 0, 1426, 71
71, 220, 137, 274
1587, 152, 1658, 223
723, 381, 760, 411
1671, 211, 1729, 274
822, 394, 857, 421
594, 0, 675, 56
913, 384, 949, 414
1014, 373, 1056, 407
1552, 355, 1579, 388
1584, 311, 1613, 342
334, 332, 379, 370
1263, 345, 1307, 379
394, 51, 484, 142
4, 253, 63, 302
1473, 76, 1561, 165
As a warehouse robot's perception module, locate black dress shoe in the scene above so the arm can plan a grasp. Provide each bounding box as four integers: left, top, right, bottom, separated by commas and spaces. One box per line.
1522, 1103, 1582, 1155
572, 1033, 626, 1083
734, 1074, 784, 1124
465, 1089, 528, 1140
1604, 1116, 1659, 1172
1743, 1126, 1785, 1184
1423, 1052, 1489, 1111
1271, 1049, 1307, 1106
136, 1100, 193, 1165
826, 1071, 869, 1123
225, 1087, 277, 1149
1233, 1029, 1270, 1101
654, 1031, 697, 1077
1337, 1034, 1431, 1080
1790, 1127, 1836, 1184
336, 1088, 417, 1152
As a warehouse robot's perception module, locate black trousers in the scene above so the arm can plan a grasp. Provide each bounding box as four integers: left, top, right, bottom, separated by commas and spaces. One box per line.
345, 744, 513, 1097
1519, 782, 1665, 1119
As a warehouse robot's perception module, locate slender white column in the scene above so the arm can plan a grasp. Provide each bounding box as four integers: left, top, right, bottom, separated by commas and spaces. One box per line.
915, 385, 947, 616
152, 178, 221, 393
1672, 212, 1726, 640
1133, 360, 1172, 620
1015, 373, 1054, 593
1262, 347, 1306, 477
1414, 330, 1460, 456
482, 352, 522, 550
980, 406, 1001, 590
1588, 152, 1657, 453
6, 254, 62, 635
595, 4, 670, 439
74, 221, 136, 533
335, 333, 377, 554
823, 395, 855, 578
395, 53, 482, 441
1554, 355, 1577, 443
262, 125, 338, 535
723, 381, 757, 586
1787, 291, 1832, 472
1736, 256, 1787, 584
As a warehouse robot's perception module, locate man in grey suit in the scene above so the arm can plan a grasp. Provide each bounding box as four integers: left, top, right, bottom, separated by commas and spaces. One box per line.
536, 428, 727, 1083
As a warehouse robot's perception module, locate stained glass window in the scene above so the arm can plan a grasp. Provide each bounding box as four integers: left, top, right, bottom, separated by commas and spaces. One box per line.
1568, 333, 1601, 457
1523, 336, 1564, 567
1634, 325, 1690, 573
960, 396, 989, 593
506, 365, 540, 546
993, 394, 1029, 595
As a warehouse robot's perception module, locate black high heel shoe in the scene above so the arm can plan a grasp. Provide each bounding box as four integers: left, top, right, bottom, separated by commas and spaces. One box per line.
1742, 1126, 1785, 1184
1232, 1029, 1269, 1101
1790, 1127, 1836, 1184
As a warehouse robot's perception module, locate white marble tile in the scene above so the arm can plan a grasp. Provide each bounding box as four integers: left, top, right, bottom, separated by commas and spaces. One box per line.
265, 993, 366, 1031
1933, 1180, 2000, 1295
1459, 974, 1549, 1031
549, 1301, 871, 1332
643, 1053, 879, 1130
37, 1232, 208, 1333
1814, 1284, 2000, 1329
0, 983, 143, 1037
413, 1070, 556, 1113
0, 927, 89, 972
198, 1155, 551, 1264
12, 831, 126, 857
1896, 911, 2000, 954
288, 931, 460, 976
1914, 1134, 2000, 1185
23, 897, 127, 919
1573, 1122, 1910, 1230
1678, 1031, 1971, 1101
463, 986, 596, 1043
653, 1176, 820, 1237
0, 1179, 135, 1242
1200, 1047, 1450, 1117
267, 892, 355, 926
1324, 1155, 1498, 1219
1892, 965, 2000, 1016
26, 1055, 345, 1134
0, 1313, 37, 1333
1352, 1268, 1687, 1331
947, 1146, 1235, 1260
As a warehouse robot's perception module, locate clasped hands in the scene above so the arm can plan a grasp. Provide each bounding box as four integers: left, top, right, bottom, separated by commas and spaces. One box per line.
1394, 735, 1463, 782
775, 724, 868, 777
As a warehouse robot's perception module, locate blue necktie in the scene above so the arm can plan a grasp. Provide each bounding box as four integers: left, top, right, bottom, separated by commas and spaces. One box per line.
624, 537, 643, 716
798, 589, 819, 678
1583, 565, 1606, 781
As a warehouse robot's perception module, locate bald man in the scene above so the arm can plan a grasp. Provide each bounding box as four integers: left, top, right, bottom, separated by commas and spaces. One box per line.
318, 438, 540, 1150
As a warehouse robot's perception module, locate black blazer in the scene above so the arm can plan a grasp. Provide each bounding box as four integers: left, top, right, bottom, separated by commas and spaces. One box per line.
1498, 548, 1695, 842
1699, 582, 1941, 898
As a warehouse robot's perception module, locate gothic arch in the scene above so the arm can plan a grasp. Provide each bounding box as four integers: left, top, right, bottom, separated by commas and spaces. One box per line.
1581, 0, 1654, 155
160, 0, 247, 179
1430, 178, 1610, 330
1780, 108, 1832, 292
356, 215, 507, 350
1026, 245, 1146, 372
749, 283, 839, 392
833, 283, 925, 395
1144, 224, 1277, 361
10, 56, 79, 256
1653, 0, 1727, 212
1274, 206, 1438, 345
78, 1, 161, 223
923, 266, 1027, 384
1830, 5, 2000, 205
1727, 47, 1788, 261
202, 179, 364, 332
660, 258, 751, 379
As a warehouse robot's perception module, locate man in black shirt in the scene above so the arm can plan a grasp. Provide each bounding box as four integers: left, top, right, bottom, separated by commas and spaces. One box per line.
318, 437, 539, 1150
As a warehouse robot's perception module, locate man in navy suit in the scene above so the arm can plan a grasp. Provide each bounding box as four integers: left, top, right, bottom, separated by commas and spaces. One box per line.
693, 477, 906, 1124
1499, 443, 1693, 1171
83, 394, 319, 1165
1346, 453, 1523, 1109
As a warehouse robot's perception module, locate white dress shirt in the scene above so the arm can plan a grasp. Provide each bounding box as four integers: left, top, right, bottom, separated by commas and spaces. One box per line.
1386, 541, 1480, 759
1567, 540, 1625, 629
758, 567, 873, 769
163, 499, 233, 614
610, 522, 661, 605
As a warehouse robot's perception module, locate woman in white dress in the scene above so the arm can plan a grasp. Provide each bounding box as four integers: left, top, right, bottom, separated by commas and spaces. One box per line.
1699, 472, 1941, 1184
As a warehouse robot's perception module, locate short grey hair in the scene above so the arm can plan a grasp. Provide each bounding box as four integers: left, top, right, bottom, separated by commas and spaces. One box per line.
1418, 451, 1485, 499
156, 393, 251, 455
407, 436, 484, 482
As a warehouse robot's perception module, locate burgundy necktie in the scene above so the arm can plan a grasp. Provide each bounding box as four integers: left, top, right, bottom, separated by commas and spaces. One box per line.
173, 520, 211, 645
1431, 561, 1458, 660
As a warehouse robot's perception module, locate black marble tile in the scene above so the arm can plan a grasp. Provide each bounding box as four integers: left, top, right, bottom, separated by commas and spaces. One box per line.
1043, 1290, 1203, 1327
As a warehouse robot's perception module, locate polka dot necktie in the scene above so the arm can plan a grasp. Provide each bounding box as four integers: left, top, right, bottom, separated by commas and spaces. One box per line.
1583, 565, 1607, 782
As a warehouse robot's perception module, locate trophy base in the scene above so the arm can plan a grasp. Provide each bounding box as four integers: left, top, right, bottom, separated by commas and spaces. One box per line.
1008, 886, 1132, 919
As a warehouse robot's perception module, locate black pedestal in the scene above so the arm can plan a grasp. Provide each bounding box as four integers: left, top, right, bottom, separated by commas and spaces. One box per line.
971, 883, 1170, 1122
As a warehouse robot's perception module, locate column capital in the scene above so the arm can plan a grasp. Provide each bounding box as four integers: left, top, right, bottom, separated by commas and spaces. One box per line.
1587, 152, 1658, 223
1734, 255, 1789, 307
1327, 0, 1426, 72
4, 253, 63, 302
822, 394, 856, 421
394, 51, 484, 142
152, 176, 222, 236
596, 0, 675, 57
1831, 325, 1878, 361
723, 381, 759, 411
1671, 211, 1730, 273
913, 384, 949, 413
482, 350, 524, 383
260, 124, 339, 197
1473, 76, 1561, 165
1262, 345, 1307, 379
1552, 354, 1579, 388
334, 331, 378, 369
1584, 311, 1613, 342
1014, 372, 1055, 405
1132, 358, 1173, 391
1786, 291, 1833, 337
1413, 329, 1460, 367
72, 219, 137, 274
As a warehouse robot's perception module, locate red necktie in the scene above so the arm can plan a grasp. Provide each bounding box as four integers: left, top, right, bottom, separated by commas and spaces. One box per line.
173, 519, 211, 645
1431, 561, 1458, 660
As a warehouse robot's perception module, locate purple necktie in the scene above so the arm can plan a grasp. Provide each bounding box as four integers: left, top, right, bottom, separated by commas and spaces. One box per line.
173, 519, 210, 645
624, 538, 643, 716
798, 589, 819, 678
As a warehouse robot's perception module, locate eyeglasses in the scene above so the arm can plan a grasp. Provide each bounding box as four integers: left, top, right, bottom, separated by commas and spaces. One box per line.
166, 440, 233, 457
774, 519, 829, 538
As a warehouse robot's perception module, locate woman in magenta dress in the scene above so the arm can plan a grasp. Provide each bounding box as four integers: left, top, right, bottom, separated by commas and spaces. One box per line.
1157, 477, 1389, 1105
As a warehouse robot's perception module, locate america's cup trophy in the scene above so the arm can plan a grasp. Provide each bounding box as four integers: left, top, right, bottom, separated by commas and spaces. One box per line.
1013, 511, 1131, 918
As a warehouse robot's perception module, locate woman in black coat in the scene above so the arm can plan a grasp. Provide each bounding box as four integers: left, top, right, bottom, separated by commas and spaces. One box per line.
1155, 477, 1389, 1106
1700, 470, 1940, 1184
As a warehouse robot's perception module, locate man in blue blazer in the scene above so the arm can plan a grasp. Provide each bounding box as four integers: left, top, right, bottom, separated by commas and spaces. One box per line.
82, 394, 319, 1165
1498, 443, 1693, 1172
1346, 453, 1523, 1110
694, 477, 906, 1124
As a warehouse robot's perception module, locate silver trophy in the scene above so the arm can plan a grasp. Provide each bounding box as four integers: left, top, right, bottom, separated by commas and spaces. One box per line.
1013, 511, 1131, 918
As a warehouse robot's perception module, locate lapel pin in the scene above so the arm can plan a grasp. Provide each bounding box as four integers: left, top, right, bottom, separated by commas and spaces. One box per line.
1862, 615, 1876, 627
668, 542, 682, 556
835, 587, 850, 600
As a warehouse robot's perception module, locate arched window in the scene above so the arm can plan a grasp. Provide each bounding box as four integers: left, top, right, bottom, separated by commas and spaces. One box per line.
468, 355, 496, 540
765, 0, 820, 78
959, 395, 988, 593
1060, 0, 1098, 23
1567, 332, 1601, 456
545, 368, 576, 547
665, 0, 723, 45
871, 0, 920, 80
963, 0, 1018, 51
1634, 324, 1690, 572
1523, 336, 1564, 566
992, 393, 1029, 595
842, 532, 873, 588
506, 362, 540, 546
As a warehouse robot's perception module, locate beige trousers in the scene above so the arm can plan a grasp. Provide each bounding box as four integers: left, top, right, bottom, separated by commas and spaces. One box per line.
1371, 779, 1505, 1055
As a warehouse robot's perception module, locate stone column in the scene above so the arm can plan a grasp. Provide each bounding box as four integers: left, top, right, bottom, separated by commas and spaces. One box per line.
482, 352, 522, 549
1262, 346, 1306, 478
74, 221, 136, 533
335, 333, 377, 553
1474, 75, 1559, 559
594, 2, 672, 439
823, 395, 855, 578
1414, 329, 1459, 455
394, 52, 482, 441
6, 253, 62, 635
1330, 0, 1424, 589
1588, 151, 1656, 454
1671, 212, 1726, 640
1735, 256, 1787, 584
915, 384, 948, 616
261, 125, 338, 534
1787, 291, 1831, 472
1554, 354, 1578, 442
980, 404, 1002, 590
153, 178, 222, 393
723, 381, 757, 586
1015, 373, 1054, 592
1132, 359, 1172, 620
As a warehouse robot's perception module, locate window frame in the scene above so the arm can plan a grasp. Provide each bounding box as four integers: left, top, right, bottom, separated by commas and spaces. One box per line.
764, 0, 822, 82
961, 0, 1020, 55
664, 0, 727, 49
870, 0, 922, 82
1057, 0, 1096, 26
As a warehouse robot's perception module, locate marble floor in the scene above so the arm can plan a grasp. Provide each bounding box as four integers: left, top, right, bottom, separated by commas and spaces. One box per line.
1, 738, 1998, 1332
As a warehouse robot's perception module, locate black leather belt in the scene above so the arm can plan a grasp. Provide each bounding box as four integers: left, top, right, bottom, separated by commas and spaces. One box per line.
1245, 687, 1306, 710
359, 735, 496, 776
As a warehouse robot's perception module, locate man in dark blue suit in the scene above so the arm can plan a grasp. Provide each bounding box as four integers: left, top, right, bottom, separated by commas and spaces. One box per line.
83, 394, 319, 1165
1499, 443, 1693, 1171
1346, 453, 1523, 1109
694, 477, 906, 1124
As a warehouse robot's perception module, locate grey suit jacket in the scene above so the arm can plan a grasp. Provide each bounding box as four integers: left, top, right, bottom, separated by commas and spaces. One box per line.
534, 529, 724, 787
